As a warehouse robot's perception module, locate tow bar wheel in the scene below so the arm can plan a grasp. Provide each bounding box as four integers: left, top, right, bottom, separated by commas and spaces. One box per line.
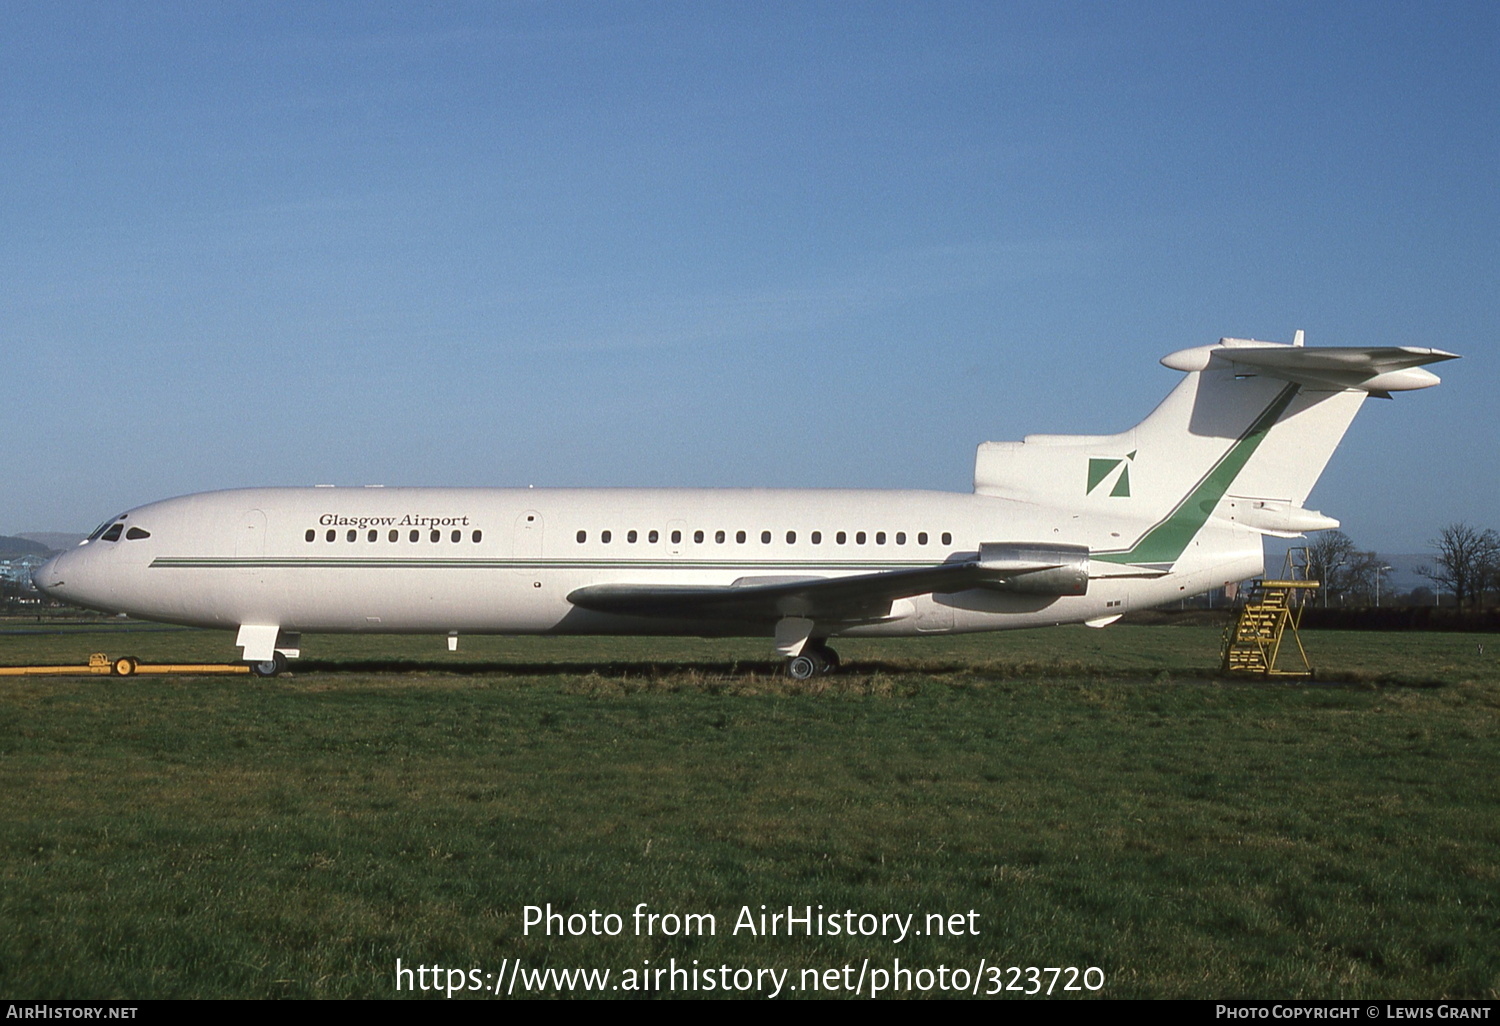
111, 656, 138, 677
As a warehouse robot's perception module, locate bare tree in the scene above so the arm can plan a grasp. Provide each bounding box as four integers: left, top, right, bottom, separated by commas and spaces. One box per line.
1305, 531, 1383, 606
1342, 549, 1387, 605
1418, 522, 1499, 609
1306, 531, 1354, 585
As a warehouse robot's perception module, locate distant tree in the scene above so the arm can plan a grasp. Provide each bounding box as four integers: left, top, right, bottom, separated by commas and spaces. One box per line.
1305, 531, 1384, 607
1342, 550, 1388, 605
1306, 531, 1354, 586
1418, 522, 1499, 609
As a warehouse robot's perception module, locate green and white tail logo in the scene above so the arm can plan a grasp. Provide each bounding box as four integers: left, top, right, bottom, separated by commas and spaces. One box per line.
1087, 451, 1136, 497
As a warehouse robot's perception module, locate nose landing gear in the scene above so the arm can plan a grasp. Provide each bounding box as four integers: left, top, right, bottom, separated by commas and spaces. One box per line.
249, 651, 288, 678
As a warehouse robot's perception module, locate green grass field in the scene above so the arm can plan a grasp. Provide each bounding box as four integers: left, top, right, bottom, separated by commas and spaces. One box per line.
0, 621, 1496, 999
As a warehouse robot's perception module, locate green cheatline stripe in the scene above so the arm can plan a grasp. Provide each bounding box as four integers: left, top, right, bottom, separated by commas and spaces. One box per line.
150, 557, 937, 572
1096, 383, 1299, 567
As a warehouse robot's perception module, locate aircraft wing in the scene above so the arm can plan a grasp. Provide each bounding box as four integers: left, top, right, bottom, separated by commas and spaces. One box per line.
566, 543, 1091, 623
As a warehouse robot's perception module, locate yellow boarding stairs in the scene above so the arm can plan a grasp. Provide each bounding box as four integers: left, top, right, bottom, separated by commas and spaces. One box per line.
1221, 548, 1321, 677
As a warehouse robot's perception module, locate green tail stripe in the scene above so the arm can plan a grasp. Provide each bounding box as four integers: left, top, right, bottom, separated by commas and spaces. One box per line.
1097, 384, 1299, 566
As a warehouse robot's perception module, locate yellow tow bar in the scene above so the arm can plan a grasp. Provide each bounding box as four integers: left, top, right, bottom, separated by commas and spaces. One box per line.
0, 653, 252, 677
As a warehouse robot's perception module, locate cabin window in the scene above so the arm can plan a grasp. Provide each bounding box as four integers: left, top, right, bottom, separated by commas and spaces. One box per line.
836, 531, 846, 545
389, 530, 399, 542
715, 530, 725, 544
410, 530, 420, 542
368, 529, 378, 542
126, 527, 151, 541
811, 531, 821, 544
649, 530, 659, 543
875, 531, 886, 545
694, 530, 704, 544
306, 529, 316, 543
472, 530, 482, 543
942, 532, 952, 545
786, 531, 796, 544
736, 530, 746, 544
430, 530, 440, 543
577, 530, 586, 543
326, 529, 336, 542
761, 530, 771, 544
895, 532, 906, 545
671, 530, 682, 544
451, 529, 461, 543
855, 531, 866, 545
918, 532, 928, 545
347, 529, 357, 543
601, 530, 612, 544
627, 530, 638, 543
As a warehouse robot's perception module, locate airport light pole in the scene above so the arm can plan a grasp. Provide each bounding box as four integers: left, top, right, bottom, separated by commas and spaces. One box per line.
1375, 565, 1393, 608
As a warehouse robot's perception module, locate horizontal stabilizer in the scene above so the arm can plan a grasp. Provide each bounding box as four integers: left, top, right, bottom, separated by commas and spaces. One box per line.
1161, 339, 1457, 394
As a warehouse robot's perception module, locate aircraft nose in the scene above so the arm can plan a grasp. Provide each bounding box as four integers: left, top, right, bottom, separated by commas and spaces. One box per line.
31, 552, 67, 598
31, 546, 122, 614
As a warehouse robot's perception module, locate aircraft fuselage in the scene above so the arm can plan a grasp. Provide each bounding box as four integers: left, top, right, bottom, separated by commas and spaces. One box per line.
34, 485, 1260, 640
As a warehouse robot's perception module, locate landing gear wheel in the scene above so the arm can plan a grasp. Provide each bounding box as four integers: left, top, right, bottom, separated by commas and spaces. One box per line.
111, 656, 138, 677
785, 653, 824, 680
249, 652, 288, 678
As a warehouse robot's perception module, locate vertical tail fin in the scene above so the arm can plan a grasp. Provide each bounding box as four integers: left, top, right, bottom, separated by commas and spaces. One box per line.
974, 335, 1457, 567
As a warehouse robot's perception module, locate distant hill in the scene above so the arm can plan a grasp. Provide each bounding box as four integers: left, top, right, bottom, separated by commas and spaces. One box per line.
0, 535, 52, 558
17, 533, 84, 553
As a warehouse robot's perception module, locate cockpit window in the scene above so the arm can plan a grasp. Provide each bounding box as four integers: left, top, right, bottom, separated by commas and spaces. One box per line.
101, 524, 124, 542
86, 513, 130, 543
125, 527, 151, 541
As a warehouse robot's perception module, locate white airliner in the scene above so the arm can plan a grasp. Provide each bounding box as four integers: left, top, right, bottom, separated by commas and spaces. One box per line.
34, 335, 1456, 678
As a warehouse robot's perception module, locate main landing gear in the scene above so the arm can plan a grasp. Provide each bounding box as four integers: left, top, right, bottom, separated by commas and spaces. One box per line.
784, 642, 840, 680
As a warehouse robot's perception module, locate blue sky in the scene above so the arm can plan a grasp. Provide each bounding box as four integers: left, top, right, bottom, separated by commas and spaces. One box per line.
4, 1, 1495, 552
